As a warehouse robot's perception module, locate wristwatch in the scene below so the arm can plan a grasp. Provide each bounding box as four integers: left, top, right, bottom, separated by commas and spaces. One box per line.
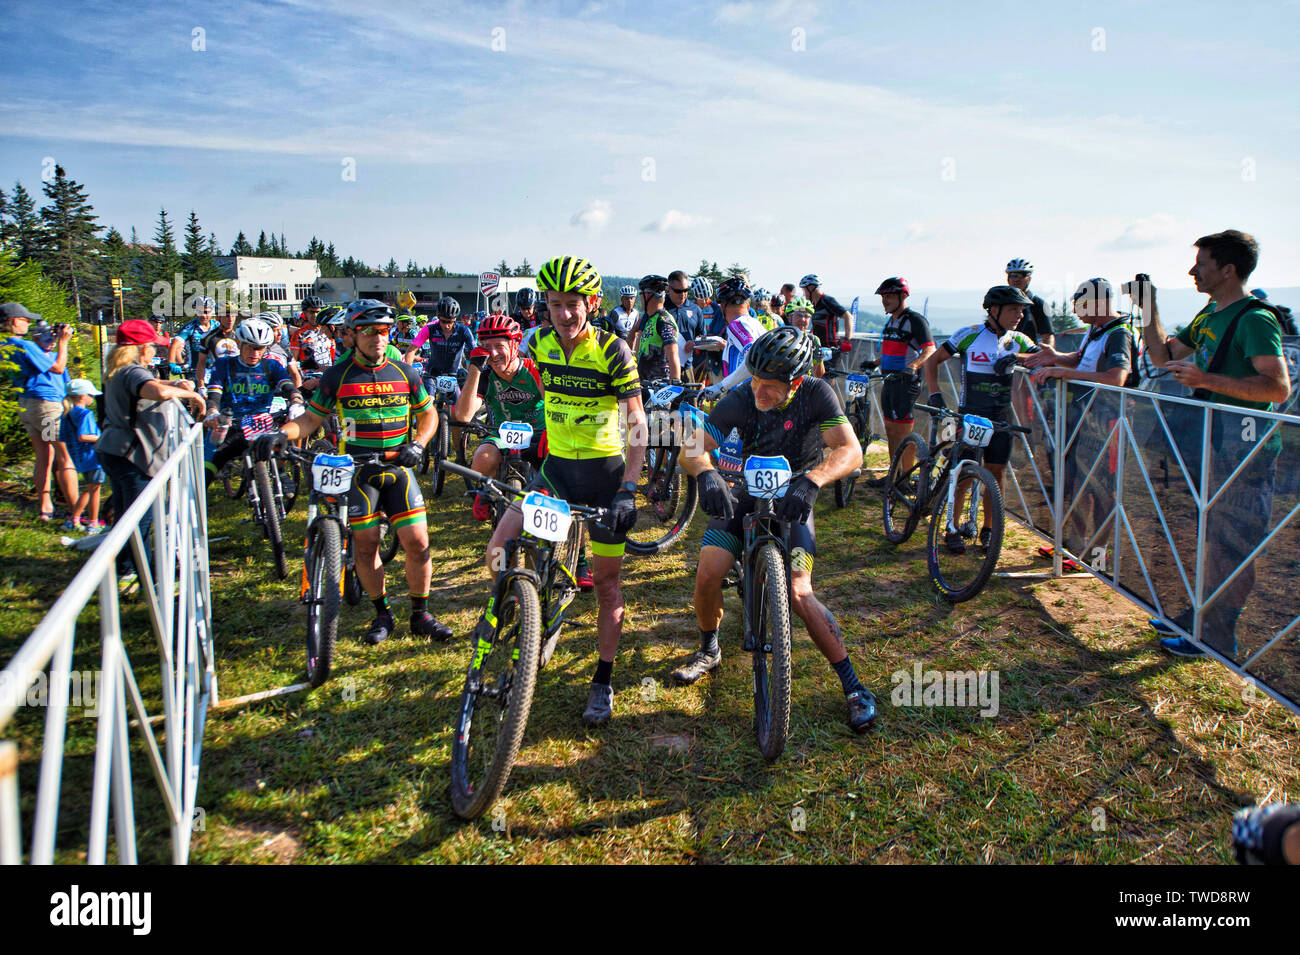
620, 481, 637, 494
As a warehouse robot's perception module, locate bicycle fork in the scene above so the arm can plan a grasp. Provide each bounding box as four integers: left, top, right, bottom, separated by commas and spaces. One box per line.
943, 458, 985, 534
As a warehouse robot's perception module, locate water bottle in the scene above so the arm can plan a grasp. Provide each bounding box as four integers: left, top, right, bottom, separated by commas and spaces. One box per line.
213, 413, 232, 445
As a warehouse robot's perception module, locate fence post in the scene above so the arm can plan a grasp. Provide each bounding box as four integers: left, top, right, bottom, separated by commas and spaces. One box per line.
1192, 405, 1214, 645
0, 742, 18, 865
1052, 377, 1066, 576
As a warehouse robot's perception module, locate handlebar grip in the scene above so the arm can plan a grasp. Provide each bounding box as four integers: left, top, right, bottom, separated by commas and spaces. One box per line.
914, 403, 945, 415
437, 458, 482, 482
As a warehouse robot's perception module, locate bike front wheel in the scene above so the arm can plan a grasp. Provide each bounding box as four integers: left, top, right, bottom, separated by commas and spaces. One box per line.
882, 432, 928, 544
304, 519, 342, 687
625, 445, 697, 555
450, 577, 542, 820
221, 456, 247, 499
926, 462, 1004, 603
255, 461, 289, 579
751, 543, 792, 761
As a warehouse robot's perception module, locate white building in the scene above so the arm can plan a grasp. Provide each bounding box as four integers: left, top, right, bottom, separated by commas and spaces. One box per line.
215, 256, 323, 311
314, 275, 538, 316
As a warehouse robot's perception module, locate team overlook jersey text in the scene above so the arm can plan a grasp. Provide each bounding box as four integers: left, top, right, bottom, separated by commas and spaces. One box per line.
532, 326, 640, 458
308, 355, 432, 454
943, 323, 1037, 416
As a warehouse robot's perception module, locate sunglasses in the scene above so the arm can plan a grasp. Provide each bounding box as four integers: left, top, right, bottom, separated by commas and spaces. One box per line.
1007, 272, 1030, 279
356, 326, 391, 337
669, 286, 689, 294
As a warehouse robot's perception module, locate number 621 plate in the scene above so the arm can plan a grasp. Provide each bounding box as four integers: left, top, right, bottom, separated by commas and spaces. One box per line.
521, 491, 572, 542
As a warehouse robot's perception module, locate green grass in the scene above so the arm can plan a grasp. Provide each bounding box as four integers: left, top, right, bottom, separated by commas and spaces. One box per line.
1, 444, 1298, 864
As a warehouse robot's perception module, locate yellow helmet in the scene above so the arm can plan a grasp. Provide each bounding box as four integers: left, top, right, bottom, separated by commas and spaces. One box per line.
397, 289, 416, 310
536, 255, 602, 296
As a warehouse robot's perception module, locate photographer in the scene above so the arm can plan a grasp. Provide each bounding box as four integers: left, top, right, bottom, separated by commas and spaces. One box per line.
1136, 230, 1291, 657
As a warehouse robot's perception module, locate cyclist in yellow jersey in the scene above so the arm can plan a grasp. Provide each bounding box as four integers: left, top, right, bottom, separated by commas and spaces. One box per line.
473, 255, 647, 727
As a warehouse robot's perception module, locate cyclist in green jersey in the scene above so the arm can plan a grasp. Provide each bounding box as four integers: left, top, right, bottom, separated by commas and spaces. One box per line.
255, 301, 453, 644
471, 255, 647, 727
631, 274, 681, 395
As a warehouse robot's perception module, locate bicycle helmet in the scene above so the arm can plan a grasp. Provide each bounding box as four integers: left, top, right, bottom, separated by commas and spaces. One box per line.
875, 276, 909, 296
345, 299, 397, 329
638, 274, 669, 297
317, 305, 344, 323
745, 326, 816, 382
192, 295, 217, 314
253, 310, 284, 329
690, 276, 713, 300
477, 314, 522, 342
797, 273, 821, 290
435, 296, 461, 320
301, 294, 325, 310
982, 285, 1033, 309
515, 287, 537, 310
715, 276, 753, 306
396, 289, 416, 310
1005, 258, 1033, 274
234, 317, 275, 347
619, 284, 637, 298
783, 296, 815, 316
536, 255, 602, 296
751, 287, 771, 305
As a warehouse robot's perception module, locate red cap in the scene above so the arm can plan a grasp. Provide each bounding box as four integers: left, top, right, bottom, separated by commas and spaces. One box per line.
116, 319, 169, 346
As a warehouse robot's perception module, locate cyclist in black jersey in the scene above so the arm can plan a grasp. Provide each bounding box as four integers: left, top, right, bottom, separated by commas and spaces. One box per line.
1005, 258, 1054, 347
632, 274, 681, 398
256, 301, 453, 645
675, 327, 878, 733
867, 277, 935, 487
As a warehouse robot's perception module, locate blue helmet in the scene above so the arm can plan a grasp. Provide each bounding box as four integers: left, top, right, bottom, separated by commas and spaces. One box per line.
516, 287, 537, 310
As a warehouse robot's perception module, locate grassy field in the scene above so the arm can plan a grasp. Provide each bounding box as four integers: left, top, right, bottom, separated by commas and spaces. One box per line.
1, 442, 1297, 864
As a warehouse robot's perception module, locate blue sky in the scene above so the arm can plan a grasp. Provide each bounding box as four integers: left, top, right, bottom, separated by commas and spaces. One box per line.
3, 0, 1298, 309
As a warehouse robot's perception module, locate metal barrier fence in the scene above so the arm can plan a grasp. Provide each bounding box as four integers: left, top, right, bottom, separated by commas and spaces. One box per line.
0, 399, 213, 864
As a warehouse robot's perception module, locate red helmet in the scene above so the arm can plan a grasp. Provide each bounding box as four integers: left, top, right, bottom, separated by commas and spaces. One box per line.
476, 314, 522, 342
875, 277, 909, 296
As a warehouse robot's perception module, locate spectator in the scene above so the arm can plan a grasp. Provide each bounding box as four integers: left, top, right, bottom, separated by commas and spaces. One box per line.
1004, 257, 1055, 347
1136, 230, 1291, 657
664, 270, 705, 382
60, 378, 106, 533
1, 303, 77, 521
96, 320, 206, 582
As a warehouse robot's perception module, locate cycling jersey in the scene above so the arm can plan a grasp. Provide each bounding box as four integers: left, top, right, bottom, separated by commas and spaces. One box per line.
308, 353, 432, 455
753, 310, 780, 333
724, 314, 766, 377
291, 325, 336, 370
511, 310, 541, 331
701, 375, 848, 477
531, 325, 640, 459
811, 293, 849, 347
941, 322, 1038, 417
174, 319, 215, 370
609, 306, 640, 340
411, 321, 476, 376
207, 354, 296, 418
635, 309, 679, 383
476, 356, 545, 431
201, 326, 240, 365
1016, 294, 1053, 344
880, 307, 934, 372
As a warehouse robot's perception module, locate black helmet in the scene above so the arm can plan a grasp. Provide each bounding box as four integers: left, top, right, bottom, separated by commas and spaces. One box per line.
875, 277, 909, 296
302, 294, 324, 310
716, 276, 752, 306
515, 287, 537, 310
435, 297, 461, 320
638, 274, 669, 297
982, 285, 1033, 309
745, 326, 816, 383
345, 299, 396, 329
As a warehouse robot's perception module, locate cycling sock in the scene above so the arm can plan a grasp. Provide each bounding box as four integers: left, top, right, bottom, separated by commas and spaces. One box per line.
831, 656, 865, 695
577, 545, 589, 569
593, 658, 613, 686
700, 628, 719, 656
372, 595, 390, 617
410, 594, 428, 614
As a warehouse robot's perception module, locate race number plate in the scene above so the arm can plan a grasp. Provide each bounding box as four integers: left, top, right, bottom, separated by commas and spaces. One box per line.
240, 413, 277, 438
435, 375, 458, 394
744, 454, 792, 498
820, 348, 835, 363
499, 421, 533, 449
521, 491, 572, 542
845, 374, 870, 398
649, 384, 684, 408
961, 414, 994, 448
269, 395, 288, 413
312, 453, 355, 495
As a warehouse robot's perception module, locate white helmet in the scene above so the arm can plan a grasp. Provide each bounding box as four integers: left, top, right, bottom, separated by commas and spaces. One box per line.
254, 310, 284, 329
619, 284, 636, 297
234, 318, 275, 347
1006, 258, 1033, 274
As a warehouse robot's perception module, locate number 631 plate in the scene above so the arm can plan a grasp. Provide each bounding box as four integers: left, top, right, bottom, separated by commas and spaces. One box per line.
521, 491, 572, 542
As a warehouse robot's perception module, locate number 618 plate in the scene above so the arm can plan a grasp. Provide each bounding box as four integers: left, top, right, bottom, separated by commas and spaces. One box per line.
521, 491, 572, 542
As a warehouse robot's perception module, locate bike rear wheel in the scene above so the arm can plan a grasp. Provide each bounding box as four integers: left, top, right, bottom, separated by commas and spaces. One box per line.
926, 462, 1004, 603
221, 456, 247, 499
449, 577, 542, 820
278, 456, 302, 514
255, 461, 289, 579
751, 543, 792, 761
430, 415, 449, 495
625, 445, 698, 555
304, 519, 342, 688
882, 432, 928, 544
378, 517, 400, 565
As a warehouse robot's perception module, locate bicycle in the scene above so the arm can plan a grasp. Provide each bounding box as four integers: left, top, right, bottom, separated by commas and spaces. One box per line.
282, 445, 386, 687
419, 373, 459, 498
821, 359, 883, 507
625, 379, 705, 555
232, 407, 303, 580
438, 458, 605, 819
882, 403, 1029, 602
450, 417, 542, 526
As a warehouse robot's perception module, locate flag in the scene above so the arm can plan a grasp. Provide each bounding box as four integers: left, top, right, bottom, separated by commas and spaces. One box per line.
240, 412, 276, 439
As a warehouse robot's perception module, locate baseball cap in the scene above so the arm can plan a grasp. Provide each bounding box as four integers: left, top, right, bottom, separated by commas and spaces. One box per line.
68, 378, 102, 397
116, 319, 169, 346
0, 302, 42, 322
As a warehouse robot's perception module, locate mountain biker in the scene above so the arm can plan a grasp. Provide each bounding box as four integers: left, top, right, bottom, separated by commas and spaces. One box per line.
780, 297, 827, 378
922, 285, 1040, 552
716, 277, 767, 380
866, 277, 935, 488
1004, 258, 1054, 347
511, 287, 541, 330
632, 274, 681, 392
296, 294, 325, 330
405, 296, 476, 399
470, 254, 646, 727
673, 326, 878, 732
203, 317, 303, 483
609, 285, 639, 341
798, 273, 854, 367
193, 305, 242, 388
751, 288, 780, 331
170, 296, 217, 377
255, 301, 453, 645
252, 311, 303, 387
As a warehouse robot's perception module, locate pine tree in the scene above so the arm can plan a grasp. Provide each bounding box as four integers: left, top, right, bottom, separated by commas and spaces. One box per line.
495, 259, 510, 277
725, 262, 749, 281
38, 165, 102, 319
432, 263, 448, 277
384, 257, 399, 276
325, 242, 339, 272
0, 187, 8, 248
8, 182, 45, 263
146, 208, 184, 303
208, 231, 221, 257
279, 232, 288, 257
231, 231, 254, 256
182, 210, 221, 285
515, 258, 533, 276
406, 258, 419, 275
256, 231, 270, 256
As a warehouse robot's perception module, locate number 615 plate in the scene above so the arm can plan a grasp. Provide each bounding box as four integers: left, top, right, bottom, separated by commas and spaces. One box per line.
521, 491, 572, 542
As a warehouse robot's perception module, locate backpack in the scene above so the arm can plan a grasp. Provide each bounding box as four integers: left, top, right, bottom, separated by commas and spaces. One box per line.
1082, 315, 1142, 389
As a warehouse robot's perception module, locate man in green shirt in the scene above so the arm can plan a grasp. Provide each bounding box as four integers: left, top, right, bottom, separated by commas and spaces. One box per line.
1137, 230, 1291, 658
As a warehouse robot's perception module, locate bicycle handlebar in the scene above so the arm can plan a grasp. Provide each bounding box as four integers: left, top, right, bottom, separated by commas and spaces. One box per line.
913, 404, 1031, 435
437, 458, 608, 519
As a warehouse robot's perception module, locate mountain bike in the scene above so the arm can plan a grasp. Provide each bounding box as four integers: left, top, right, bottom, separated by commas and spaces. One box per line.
625, 379, 705, 555
821, 359, 883, 507
419, 374, 458, 498
451, 417, 542, 526
234, 407, 303, 579
882, 404, 1029, 602
438, 458, 606, 820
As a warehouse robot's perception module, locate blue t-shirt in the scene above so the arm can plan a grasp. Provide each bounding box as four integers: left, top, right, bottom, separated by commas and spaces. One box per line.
59, 405, 101, 472
208, 355, 294, 417
4, 336, 68, 400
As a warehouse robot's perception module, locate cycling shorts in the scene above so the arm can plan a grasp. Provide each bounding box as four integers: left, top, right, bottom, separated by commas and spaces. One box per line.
881, 372, 921, 423
348, 463, 426, 532
484, 435, 546, 470
526, 453, 625, 557
701, 495, 816, 574
958, 430, 1012, 467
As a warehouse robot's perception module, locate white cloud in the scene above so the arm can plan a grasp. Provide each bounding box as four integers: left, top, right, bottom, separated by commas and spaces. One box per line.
642, 210, 714, 232
1103, 213, 1179, 251
716, 0, 820, 24
571, 200, 614, 232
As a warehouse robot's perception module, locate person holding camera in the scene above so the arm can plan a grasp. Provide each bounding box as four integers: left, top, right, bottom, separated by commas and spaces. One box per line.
1135, 230, 1291, 657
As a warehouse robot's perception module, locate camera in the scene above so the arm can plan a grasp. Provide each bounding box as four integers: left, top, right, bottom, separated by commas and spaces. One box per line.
1121, 273, 1151, 298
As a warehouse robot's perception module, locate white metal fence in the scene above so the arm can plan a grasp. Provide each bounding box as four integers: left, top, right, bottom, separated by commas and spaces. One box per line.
0, 399, 213, 864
